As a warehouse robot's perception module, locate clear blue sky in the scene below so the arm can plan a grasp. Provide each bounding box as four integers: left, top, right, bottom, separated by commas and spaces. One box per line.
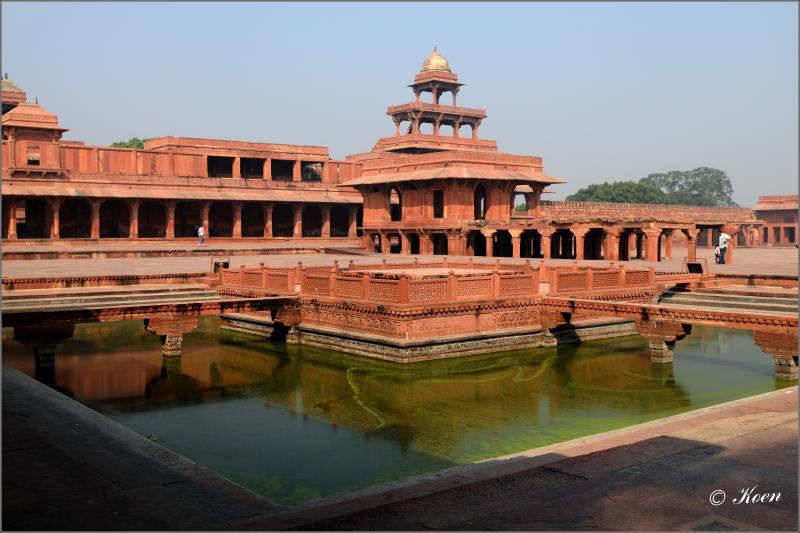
2, 2, 797, 205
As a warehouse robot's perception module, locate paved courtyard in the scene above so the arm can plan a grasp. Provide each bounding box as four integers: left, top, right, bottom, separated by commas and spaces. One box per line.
1, 246, 796, 279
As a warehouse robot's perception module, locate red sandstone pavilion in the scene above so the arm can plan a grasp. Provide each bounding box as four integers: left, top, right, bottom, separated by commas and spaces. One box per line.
1, 50, 796, 261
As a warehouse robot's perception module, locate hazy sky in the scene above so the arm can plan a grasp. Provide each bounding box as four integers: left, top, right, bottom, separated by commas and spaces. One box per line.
2, 2, 797, 205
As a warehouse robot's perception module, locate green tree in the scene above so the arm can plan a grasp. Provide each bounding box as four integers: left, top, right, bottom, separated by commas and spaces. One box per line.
640, 167, 737, 207
110, 137, 146, 149
566, 181, 669, 204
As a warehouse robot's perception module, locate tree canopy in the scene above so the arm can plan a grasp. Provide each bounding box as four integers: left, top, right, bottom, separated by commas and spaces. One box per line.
640, 167, 737, 207
565, 167, 737, 206
566, 181, 668, 204
110, 137, 146, 149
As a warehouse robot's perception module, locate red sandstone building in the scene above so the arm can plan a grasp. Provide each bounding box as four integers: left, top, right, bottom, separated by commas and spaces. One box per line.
0, 51, 776, 261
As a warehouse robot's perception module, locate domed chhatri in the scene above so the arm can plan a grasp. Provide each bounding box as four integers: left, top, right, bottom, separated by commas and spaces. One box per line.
421, 47, 450, 72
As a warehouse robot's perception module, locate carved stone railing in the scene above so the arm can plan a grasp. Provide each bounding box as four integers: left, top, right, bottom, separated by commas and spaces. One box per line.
548, 265, 655, 295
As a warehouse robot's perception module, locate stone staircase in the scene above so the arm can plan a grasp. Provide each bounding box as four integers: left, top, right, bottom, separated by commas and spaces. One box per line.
657, 288, 797, 316
2, 284, 219, 314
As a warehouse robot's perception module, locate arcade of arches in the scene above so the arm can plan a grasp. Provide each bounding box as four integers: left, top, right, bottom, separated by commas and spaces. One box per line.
364, 225, 726, 263
1, 197, 362, 241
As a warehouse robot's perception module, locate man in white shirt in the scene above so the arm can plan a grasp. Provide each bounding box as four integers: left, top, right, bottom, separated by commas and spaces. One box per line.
718, 231, 731, 264
197, 224, 205, 247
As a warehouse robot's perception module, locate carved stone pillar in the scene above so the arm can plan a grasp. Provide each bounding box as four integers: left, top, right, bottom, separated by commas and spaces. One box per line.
165, 201, 176, 239
129, 199, 140, 239
231, 203, 243, 239
263, 204, 273, 238
604, 229, 620, 261
90, 199, 101, 239
321, 205, 331, 238
572, 227, 588, 260
401, 232, 411, 254
682, 228, 700, 262
482, 230, 495, 257
540, 229, 552, 259
263, 158, 272, 180
293, 205, 302, 238
643, 228, 661, 262
49, 198, 62, 240
509, 229, 522, 258
662, 229, 673, 260
145, 316, 199, 357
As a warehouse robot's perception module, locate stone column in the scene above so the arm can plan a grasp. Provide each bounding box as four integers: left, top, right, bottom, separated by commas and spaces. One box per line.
232, 157, 241, 179
381, 233, 391, 254
662, 229, 673, 260
348, 207, 358, 238
263, 204, 273, 238
49, 198, 62, 240
90, 199, 101, 239
643, 229, 661, 261
263, 158, 272, 180
232, 202, 243, 239
201, 202, 210, 235
293, 160, 301, 182
509, 229, 522, 258
129, 199, 140, 239
482, 230, 495, 258
540, 229, 552, 259
683, 228, 699, 262
165, 201, 176, 239
572, 228, 587, 260
293, 205, 302, 238
401, 232, 411, 254
421, 232, 434, 255
604, 229, 619, 261
321, 205, 331, 238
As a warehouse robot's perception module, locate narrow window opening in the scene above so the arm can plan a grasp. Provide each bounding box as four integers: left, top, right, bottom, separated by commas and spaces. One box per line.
207, 156, 234, 178
433, 190, 444, 219
271, 159, 294, 181
241, 157, 265, 179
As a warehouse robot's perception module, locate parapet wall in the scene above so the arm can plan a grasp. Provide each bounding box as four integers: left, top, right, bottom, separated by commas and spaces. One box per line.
540, 200, 755, 224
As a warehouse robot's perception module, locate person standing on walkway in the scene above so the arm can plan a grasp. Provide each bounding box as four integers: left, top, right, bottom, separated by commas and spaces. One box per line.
718, 231, 731, 264
197, 223, 205, 247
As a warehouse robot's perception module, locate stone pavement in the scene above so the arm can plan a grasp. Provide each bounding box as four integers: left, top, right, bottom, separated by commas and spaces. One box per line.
240, 387, 798, 531
2, 246, 796, 279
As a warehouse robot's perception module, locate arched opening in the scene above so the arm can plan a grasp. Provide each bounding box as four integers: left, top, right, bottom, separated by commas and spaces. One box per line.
468, 230, 486, 256
521, 230, 541, 258
137, 201, 166, 238
175, 202, 202, 238
583, 228, 605, 260
389, 187, 402, 221
99, 200, 130, 238
330, 205, 349, 237
302, 205, 322, 237
356, 207, 363, 237
431, 233, 448, 255
493, 230, 513, 257
407, 233, 420, 254
241, 203, 264, 237
209, 203, 233, 237
551, 229, 576, 259
16, 198, 52, 239
272, 205, 294, 237
59, 199, 92, 238
473, 184, 487, 220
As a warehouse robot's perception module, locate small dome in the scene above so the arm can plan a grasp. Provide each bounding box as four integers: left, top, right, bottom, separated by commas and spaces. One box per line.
2, 73, 24, 94
421, 47, 450, 72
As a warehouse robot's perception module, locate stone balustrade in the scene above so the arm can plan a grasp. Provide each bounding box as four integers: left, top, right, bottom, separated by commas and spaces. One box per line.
548, 265, 655, 295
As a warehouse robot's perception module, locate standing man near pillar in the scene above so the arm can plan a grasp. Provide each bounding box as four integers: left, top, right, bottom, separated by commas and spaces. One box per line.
718, 230, 731, 264
197, 222, 205, 246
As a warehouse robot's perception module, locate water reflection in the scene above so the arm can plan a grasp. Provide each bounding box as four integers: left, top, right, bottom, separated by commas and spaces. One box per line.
1, 318, 788, 504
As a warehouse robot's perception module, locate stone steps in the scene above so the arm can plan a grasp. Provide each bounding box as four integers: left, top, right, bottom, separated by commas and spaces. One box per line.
658, 290, 797, 315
